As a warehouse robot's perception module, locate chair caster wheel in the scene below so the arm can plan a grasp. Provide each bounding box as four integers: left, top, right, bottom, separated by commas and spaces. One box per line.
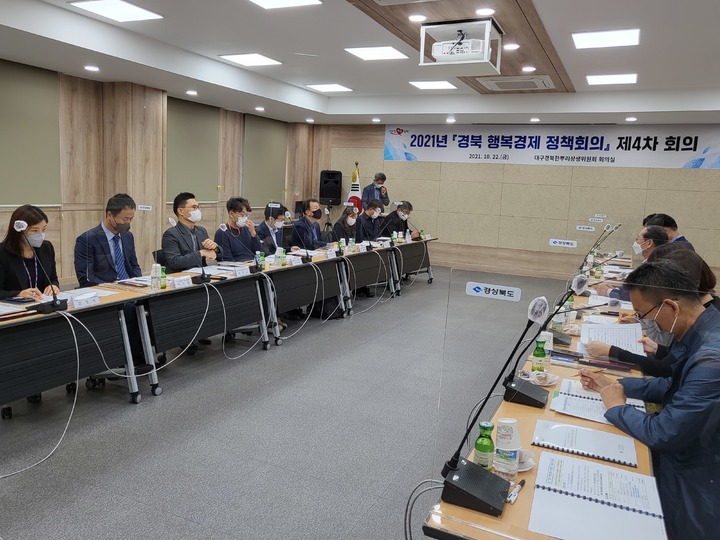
156, 354, 167, 367
262, 341, 270, 350
1, 406, 12, 419
274, 337, 283, 346
66, 382, 77, 394
198, 338, 212, 345
427, 278, 433, 284
85, 378, 97, 390
186, 344, 197, 356
130, 392, 142, 404
241, 331, 253, 336
224, 332, 236, 343
151, 384, 163, 396
26, 393, 42, 404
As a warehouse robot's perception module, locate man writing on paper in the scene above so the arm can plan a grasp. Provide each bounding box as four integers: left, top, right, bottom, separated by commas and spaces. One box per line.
580, 261, 720, 540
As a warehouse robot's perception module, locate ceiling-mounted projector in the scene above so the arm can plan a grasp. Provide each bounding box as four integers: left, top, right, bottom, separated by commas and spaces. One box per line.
432, 38, 487, 63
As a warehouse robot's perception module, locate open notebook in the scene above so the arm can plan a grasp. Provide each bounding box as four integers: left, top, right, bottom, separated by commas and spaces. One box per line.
529, 453, 666, 540
532, 419, 638, 467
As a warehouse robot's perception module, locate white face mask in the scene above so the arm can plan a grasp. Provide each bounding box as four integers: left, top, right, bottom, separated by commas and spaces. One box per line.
188, 209, 202, 223
274, 220, 285, 230
632, 240, 645, 255
26, 233, 45, 248
236, 215, 248, 227
346, 217, 356, 227
371, 211, 380, 220
398, 212, 408, 221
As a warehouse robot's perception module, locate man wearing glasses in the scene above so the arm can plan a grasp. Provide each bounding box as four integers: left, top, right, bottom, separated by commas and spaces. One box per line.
214, 197, 261, 262
581, 261, 720, 540
162, 192, 222, 273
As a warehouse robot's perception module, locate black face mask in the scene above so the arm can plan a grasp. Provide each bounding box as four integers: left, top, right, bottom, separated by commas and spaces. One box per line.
311, 209, 322, 220
115, 223, 131, 234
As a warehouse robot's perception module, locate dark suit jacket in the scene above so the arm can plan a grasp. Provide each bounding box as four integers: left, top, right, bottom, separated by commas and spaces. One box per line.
74, 224, 142, 287
361, 183, 390, 211
214, 224, 261, 262
0, 241, 59, 299
355, 213, 383, 242
161, 222, 223, 273
383, 210, 409, 236
291, 217, 327, 250
256, 221, 284, 255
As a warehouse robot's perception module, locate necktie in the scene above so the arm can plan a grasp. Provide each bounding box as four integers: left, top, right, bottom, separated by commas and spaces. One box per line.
112, 235, 129, 280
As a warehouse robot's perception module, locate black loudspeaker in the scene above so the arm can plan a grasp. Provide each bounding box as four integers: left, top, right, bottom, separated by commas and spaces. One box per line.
319, 170, 342, 205
441, 458, 510, 517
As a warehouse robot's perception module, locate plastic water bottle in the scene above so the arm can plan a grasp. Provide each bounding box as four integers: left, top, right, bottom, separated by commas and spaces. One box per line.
492, 418, 521, 483
349, 238, 355, 250
405, 230, 412, 244
150, 263, 161, 292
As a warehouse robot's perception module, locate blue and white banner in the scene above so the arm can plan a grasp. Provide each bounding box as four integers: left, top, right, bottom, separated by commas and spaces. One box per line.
384, 125, 720, 169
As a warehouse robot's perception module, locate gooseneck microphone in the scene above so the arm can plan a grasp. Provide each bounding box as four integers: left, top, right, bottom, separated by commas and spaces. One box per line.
439, 296, 550, 517
14, 220, 67, 314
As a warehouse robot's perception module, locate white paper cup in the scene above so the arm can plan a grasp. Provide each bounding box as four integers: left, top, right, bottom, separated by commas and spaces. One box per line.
495, 418, 521, 450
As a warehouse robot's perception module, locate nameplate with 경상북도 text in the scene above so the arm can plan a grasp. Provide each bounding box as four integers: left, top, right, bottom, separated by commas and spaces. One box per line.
549, 239, 577, 248
465, 281, 521, 302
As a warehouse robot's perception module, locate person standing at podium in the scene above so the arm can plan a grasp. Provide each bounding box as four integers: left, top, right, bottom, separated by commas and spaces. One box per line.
361, 172, 390, 212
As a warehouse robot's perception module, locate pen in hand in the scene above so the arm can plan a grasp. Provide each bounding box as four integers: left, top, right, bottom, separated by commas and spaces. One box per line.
573, 368, 606, 377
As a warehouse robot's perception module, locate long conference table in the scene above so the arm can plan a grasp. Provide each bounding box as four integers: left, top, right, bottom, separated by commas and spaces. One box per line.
422, 299, 656, 540
0, 238, 435, 417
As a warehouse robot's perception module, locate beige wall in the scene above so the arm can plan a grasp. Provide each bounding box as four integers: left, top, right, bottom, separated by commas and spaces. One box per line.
292, 125, 720, 274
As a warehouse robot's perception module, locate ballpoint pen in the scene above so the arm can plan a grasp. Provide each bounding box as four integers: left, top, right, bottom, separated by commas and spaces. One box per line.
507, 479, 526, 504
573, 368, 606, 377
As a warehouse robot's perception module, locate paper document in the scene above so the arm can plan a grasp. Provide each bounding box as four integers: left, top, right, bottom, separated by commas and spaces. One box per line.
586, 294, 633, 311
0, 304, 26, 316
580, 323, 645, 356
532, 419, 638, 467
185, 266, 234, 276
551, 379, 645, 424
584, 315, 618, 325
528, 453, 666, 540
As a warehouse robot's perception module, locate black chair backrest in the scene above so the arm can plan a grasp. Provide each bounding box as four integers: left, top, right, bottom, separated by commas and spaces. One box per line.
152, 249, 167, 266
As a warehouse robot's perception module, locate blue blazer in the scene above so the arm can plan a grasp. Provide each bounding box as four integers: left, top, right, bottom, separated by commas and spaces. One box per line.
74, 224, 142, 287
214, 224, 261, 262
605, 306, 720, 539
291, 217, 327, 250
256, 221, 284, 255
361, 183, 390, 211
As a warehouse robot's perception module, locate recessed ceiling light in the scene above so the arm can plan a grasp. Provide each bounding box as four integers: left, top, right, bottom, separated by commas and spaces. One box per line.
306, 118, 315, 123
221, 53, 281, 66
503, 43, 520, 51
530, 117, 541, 123
186, 90, 198, 96
84, 65, 100, 72
70, 0, 162, 22
446, 116, 456, 124
522, 66, 536, 73
475, 8, 495, 16
572, 29, 640, 50
587, 73, 637, 85
247, 0, 322, 9
625, 116, 638, 122
371, 117, 381, 123
255, 106, 265, 112
409, 81, 457, 90
306, 84, 352, 92
345, 47, 408, 61
408, 14, 426, 22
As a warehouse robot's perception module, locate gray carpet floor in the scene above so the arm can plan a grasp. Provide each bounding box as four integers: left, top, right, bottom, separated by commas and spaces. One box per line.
0, 267, 565, 540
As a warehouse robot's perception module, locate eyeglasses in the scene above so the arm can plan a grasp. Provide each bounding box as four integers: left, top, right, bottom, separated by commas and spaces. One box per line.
236, 212, 249, 218
632, 303, 661, 321
184, 204, 200, 210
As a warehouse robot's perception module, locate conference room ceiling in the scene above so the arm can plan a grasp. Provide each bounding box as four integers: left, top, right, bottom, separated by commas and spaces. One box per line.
2, 0, 720, 125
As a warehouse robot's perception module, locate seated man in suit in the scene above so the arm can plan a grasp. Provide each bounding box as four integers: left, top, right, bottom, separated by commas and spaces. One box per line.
74, 193, 146, 363
162, 192, 222, 273
256, 203, 296, 255
355, 199, 384, 242
383, 200, 420, 240
291, 198, 330, 250
361, 172, 390, 212
74, 193, 142, 286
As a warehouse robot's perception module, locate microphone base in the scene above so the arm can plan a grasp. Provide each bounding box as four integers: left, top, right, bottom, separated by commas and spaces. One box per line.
301, 256, 312, 264
191, 275, 212, 284
249, 265, 261, 274
33, 299, 68, 314
502, 376, 549, 409
441, 458, 510, 517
